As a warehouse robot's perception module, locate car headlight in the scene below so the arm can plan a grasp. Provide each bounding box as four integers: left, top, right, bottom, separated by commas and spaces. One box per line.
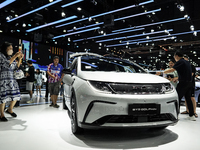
88, 81, 112, 93
162, 83, 174, 94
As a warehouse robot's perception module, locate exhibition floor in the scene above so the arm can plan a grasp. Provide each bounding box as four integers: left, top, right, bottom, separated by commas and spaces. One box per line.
0, 95, 200, 150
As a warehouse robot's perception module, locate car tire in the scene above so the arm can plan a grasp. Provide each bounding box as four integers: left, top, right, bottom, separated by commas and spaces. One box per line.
70, 93, 83, 134
63, 95, 68, 110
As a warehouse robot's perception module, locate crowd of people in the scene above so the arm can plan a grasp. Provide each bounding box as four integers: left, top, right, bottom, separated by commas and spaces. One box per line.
0, 42, 64, 121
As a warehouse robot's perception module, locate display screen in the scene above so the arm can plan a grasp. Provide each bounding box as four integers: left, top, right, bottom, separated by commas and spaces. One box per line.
22, 40, 30, 61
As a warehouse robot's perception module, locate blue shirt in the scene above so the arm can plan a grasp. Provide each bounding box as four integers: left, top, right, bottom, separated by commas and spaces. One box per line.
47, 63, 63, 83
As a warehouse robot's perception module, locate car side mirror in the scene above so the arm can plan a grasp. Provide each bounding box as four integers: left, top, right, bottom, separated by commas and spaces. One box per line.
62, 68, 71, 74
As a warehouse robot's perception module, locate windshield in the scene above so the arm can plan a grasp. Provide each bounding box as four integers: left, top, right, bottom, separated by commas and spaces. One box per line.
81, 57, 146, 73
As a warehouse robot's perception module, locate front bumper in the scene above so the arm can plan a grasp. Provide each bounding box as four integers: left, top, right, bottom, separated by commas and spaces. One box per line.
75, 82, 179, 128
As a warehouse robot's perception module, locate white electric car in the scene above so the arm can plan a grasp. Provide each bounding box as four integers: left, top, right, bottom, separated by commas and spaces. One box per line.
63, 53, 179, 134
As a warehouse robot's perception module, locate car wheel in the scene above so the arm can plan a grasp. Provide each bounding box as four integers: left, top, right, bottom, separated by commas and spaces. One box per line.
63, 95, 68, 110
71, 94, 83, 134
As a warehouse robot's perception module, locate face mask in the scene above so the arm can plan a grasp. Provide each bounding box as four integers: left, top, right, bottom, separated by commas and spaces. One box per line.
7, 50, 13, 56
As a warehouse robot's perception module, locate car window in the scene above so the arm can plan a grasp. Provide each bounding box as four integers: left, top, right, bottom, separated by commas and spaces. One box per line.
81, 57, 146, 73
70, 59, 78, 75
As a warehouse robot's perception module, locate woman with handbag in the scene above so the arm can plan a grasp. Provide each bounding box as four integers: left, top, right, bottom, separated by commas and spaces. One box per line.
0, 42, 23, 121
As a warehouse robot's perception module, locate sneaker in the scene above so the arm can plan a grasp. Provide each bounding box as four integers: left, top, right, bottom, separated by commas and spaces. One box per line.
53, 104, 60, 108
49, 103, 54, 107
40, 95, 42, 97
187, 115, 196, 121
27, 100, 34, 103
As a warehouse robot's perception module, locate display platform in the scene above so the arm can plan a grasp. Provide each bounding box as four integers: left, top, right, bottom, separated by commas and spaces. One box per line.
0, 101, 199, 150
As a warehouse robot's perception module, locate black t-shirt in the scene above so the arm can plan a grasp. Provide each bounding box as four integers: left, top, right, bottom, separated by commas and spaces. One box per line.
191, 64, 196, 84
27, 66, 35, 82
173, 58, 192, 82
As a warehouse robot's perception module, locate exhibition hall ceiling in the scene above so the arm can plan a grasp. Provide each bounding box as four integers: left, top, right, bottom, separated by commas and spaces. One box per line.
0, 0, 200, 66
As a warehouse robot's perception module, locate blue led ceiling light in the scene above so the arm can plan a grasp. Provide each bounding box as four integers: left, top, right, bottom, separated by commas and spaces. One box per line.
8, 0, 62, 22
26, 15, 77, 32
112, 17, 185, 32
0, 0, 16, 9
67, 22, 103, 32
56, 18, 88, 28
73, 28, 145, 42
172, 30, 200, 36
121, 34, 176, 43
114, 8, 161, 21
96, 29, 173, 43
71, 8, 160, 41
53, 27, 100, 39
136, 30, 200, 42
90, 0, 154, 18
106, 37, 177, 47
106, 29, 200, 48
61, 0, 84, 8
56, 0, 154, 28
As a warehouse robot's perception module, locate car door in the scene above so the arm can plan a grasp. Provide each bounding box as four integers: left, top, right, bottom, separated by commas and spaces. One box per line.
63, 58, 78, 110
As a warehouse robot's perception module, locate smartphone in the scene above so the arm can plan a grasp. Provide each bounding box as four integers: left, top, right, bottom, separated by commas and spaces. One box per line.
167, 74, 174, 78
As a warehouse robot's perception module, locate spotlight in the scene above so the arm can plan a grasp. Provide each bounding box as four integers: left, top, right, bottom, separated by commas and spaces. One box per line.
22, 23, 26, 27
68, 37, 71, 42
151, 29, 154, 32
184, 15, 190, 20
73, 26, 76, 30
6, 16, 10, 21
171, 36, 175, 39
190, 25, 194, 31
15, 14, 18, 17
193, 31, 197, 36
164, 30, 169, 33
77, 7, 82, 11
49, 0, 53, 2
88, 17, 92, 21
177, 5, 184, 11
63, 29, 66, 32
61, 12, 66, 17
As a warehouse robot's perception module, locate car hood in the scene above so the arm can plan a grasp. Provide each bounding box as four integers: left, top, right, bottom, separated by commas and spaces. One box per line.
78, 72, 169, 84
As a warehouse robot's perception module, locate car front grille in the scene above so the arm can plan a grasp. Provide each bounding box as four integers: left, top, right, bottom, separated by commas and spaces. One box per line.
91, 114, 176, 125
109, 83, 163, 94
